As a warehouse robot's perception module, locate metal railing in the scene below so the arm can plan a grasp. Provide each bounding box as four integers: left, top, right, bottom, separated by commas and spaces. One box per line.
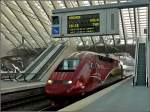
133, 37, 148, 87
133, 37, 139, 86
17, 43, 55, 79
38, 43, 69, 80
1, 42, 67, 82
16, 43, 56, 81
1, 72, 39, 82
1, 72, 21, 81
146, 37, 149, 87
23, 42, 66, 81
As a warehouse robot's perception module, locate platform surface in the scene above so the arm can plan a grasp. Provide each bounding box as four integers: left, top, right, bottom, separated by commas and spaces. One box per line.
0, 80, 45, 94
81, 79, 150, 112
0, 47, 76, 94
60, 78, 150, 112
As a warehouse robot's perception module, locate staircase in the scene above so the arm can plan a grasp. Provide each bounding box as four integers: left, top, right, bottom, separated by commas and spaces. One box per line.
136, 43, 146, 86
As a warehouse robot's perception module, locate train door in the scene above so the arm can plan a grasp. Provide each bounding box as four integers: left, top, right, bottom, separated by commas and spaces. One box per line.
86, 60, 101, 91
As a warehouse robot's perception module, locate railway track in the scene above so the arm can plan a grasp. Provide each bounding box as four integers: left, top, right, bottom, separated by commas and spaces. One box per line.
40, 76, 131, 111
1, 87, 48, 111
1, 86, 76, 111
1, 76, 131, 111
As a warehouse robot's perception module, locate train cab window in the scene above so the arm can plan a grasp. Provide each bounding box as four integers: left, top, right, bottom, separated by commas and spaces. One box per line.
107, 58, 114, 62
56, 59, 80, 72
89, 63, 96, 69
98, 55, 114, 63
98, 56, 102, 60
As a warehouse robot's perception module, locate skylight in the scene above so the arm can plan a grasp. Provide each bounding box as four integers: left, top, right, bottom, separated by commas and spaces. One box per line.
82, 1, 90, 6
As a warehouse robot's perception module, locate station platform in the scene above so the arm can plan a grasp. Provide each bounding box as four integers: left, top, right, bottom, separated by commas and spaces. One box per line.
1, 47, 76, 94
59, 77, 150, 112
1, 80, 45, 94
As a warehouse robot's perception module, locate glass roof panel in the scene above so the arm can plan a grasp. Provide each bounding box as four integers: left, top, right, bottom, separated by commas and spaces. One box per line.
56, 1, 66, 8
47, 1, 54, 9
70, 1, 78, 7
92, 1, 99, 5
82, 1, 90, 6
65, 1, 74, 8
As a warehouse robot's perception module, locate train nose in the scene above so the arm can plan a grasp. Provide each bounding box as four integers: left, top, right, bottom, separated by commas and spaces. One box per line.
45, 85, 73, 96
45, 80, 73, 95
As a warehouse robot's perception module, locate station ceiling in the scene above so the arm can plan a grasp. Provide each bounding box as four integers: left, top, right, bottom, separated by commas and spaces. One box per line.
0, 0, 148, 51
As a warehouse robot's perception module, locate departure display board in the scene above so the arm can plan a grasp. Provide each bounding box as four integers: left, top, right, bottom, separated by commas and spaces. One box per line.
67, 13, 100, 34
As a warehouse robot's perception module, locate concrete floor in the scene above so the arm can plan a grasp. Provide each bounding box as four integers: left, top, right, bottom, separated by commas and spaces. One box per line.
80, 78, 150, 112
59, 78, 150, 112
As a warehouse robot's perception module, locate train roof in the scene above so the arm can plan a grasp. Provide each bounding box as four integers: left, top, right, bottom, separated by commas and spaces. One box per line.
66, 51, 119, 61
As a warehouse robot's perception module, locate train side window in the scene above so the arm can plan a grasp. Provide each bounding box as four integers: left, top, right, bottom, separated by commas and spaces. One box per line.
98, 55, 114, 63
98, 56, 102, 60
108, 58, 114, 63
89, 63, 96, 69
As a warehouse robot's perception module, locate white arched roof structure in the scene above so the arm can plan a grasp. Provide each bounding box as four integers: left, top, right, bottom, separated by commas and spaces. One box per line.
0, 0, 148, 52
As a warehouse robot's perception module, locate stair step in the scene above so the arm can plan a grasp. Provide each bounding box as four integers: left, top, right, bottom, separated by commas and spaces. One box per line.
136, 43, 146, 86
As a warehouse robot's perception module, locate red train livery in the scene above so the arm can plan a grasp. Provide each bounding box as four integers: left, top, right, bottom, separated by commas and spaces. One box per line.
45, 51, 123, 96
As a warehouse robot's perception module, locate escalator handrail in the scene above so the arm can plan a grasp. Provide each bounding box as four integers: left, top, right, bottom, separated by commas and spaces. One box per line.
32, 44, 66, 81
25, 42, 66, 81
38, 46, 67, 80
134, 37, 139, 85
16, 43, 55, 80
146, 37, 149, 87
23, 43, 54, 73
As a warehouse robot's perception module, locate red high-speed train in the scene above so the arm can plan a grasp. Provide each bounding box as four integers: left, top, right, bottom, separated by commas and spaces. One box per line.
45, 51, 123, 96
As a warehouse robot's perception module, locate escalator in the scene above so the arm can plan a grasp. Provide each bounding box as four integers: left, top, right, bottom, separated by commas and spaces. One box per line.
17, 42, 65, 81
136, 43, 146, 86
29, 44, 65, 81
23, 44, 55, 76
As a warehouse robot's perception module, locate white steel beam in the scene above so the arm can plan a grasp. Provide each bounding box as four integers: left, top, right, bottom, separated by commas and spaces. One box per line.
1, 23, 24, 48
39, 1, 52, 22
133, 8, 138, 39
148, 3, 150, 41
120, 10, 127, 46
1, 5, 35, 49
13, 1, 48, 47
128, 8, 135, 38
15, 1, 46, 48
27, 1, 51, 38
53, 0, 149, 14
76, 0, 86, 47
1, 15, 22, 46
0, 31, 17, 48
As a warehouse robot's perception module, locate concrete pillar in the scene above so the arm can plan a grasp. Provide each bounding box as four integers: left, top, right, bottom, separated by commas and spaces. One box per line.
147, 3, 150, 86
147, 41, 150, 86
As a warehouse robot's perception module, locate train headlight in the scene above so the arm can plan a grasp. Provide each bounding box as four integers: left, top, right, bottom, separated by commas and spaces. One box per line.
47, 80, 53, 85
67, 80, 72, 84
120, 61, 123, 66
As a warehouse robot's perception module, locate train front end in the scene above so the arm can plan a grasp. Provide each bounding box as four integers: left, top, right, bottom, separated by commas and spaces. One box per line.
45, 58, 86, 96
